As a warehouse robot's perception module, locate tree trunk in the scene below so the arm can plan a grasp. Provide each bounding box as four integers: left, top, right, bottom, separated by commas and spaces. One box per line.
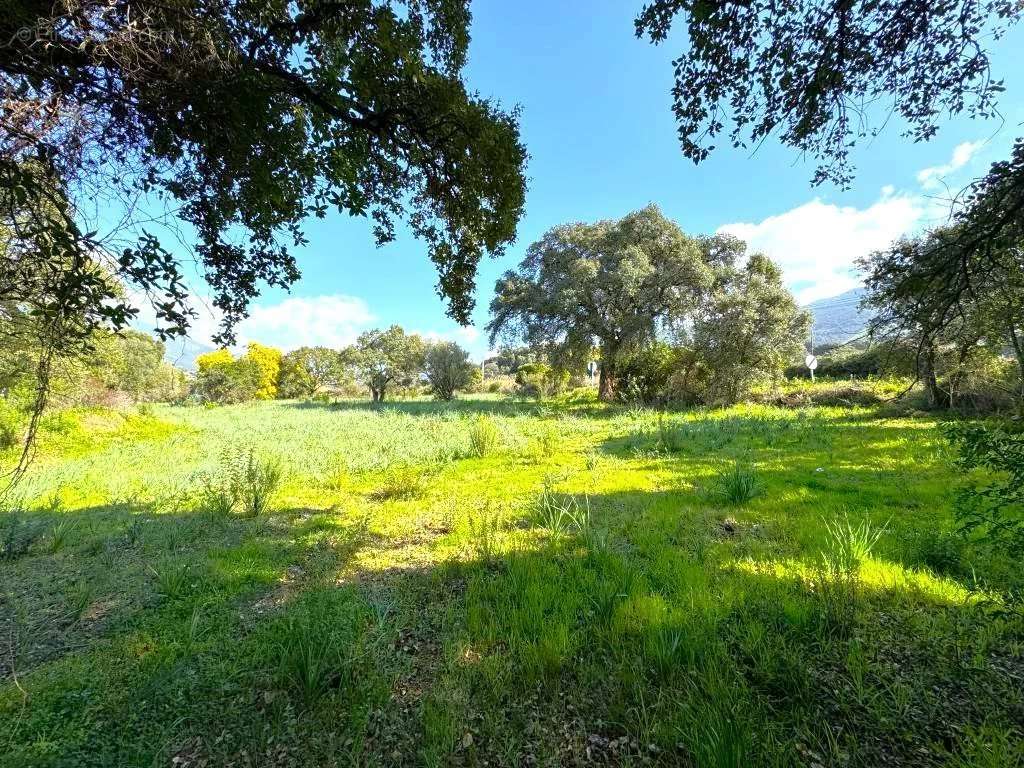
920, 340, 948, 409
598, 361, 616, 401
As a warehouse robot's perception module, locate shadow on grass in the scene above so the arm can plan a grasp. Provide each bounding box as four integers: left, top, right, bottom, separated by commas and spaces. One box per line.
3, 483, 1021, 767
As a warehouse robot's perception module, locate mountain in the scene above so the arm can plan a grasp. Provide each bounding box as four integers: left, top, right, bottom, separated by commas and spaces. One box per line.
162, 336, 216, 372
805, 287, 869, 346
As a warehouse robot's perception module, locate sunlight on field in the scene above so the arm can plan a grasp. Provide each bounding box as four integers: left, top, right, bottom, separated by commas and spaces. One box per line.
2, 397, 1023, 766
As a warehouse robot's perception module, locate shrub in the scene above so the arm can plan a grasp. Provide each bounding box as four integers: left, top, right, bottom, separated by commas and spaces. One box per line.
200, 447, 284, 516
944, 421, 1024, 555
714, 461, 761, 504
615, 342, 683, 406
468, 415, 500, 457
515, 363, 569, 400
424, 341, 475, 401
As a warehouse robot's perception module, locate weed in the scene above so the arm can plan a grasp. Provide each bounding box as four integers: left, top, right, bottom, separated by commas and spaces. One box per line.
47, 518, 77, 553
238, 451, 284, 517
320, 456, 350, 491
821, 513, 886, 576
373, 463, 430, 500
715, 461, 761, 504
150, 560, 193, 600
534, 488, 591, 541
468, 415, 500, 457
270, 596, 356, 704
65, 580, 94, 621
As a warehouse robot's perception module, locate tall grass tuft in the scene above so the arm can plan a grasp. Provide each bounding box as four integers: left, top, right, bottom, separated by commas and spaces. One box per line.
372, 463, 430, 500
468, 415, 500, 457
821, 513, 886, 575
199, 447, 284, 516
715, 461, 761, 504
238, 451, 284, 517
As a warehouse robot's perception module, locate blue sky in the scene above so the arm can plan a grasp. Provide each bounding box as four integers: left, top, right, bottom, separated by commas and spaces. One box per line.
152, 0, 1024, 362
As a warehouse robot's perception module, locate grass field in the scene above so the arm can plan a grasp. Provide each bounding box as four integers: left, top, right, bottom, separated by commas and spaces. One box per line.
2, 396, 1023, 767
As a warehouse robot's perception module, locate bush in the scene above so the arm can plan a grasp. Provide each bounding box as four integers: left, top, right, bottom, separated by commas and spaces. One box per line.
468, 415, 500, 457
424, 341, 474, 401
616, 342, 683, 406
515, 363, 569, 400
944, 420, 1024, 555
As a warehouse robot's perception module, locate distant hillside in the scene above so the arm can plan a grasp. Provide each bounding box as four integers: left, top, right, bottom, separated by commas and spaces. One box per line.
806, 287, 869, 346
162, 336, 215, 372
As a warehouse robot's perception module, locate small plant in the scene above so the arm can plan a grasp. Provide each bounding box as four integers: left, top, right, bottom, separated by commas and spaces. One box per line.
715, 461, 761, 504
655, 414, 686, 453
373, 463, 430, 500
535, 488, 591, 541
48, 518, 77, 553
238, 452, 284, 517
468, 415, 500, 457
467, 504, 501, 563
65, 580, 94, 621
820, 513, 886, 576
271, 602, 352, 703
199, 447, 284, 516
150, 560, 193, 600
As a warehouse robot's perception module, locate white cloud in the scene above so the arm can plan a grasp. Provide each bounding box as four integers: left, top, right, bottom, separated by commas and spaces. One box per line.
916, 141, 984, 190
415, 324, 487, 359
718, 192, 926, 304
235, 295, 375, 350
130, 290, 376, 352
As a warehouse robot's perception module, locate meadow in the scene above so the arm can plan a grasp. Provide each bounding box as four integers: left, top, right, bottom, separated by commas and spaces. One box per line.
1, 394, 1022, 767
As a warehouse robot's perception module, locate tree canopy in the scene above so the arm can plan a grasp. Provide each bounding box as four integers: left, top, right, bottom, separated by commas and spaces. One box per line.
488, 205, 713, 399
635, 0, 1020, 187
352, 326, 426, 402
0, 0, 527, 348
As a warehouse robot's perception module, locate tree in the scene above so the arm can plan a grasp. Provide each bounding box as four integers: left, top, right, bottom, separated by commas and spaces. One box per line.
860, 227, 1024, 409
692, 254, 810, 404
243, 343, 282, 400
89, 330, 166, 401
424, 341, 474, 401
351, 326, 426, 402
488, 205, 713, 400
1, 0, 527, 347
634, 1, 1024, 334
635, 1, 1020, 187
279, 347, 346, 398
194, 349, 261, 404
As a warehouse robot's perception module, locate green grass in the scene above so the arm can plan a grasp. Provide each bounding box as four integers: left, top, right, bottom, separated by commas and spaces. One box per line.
1, 395, 1023, 766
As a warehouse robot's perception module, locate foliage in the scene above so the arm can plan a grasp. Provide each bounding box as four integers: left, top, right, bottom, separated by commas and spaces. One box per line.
615, 342, 685, 406
194, 349, 261, 404
351, 326, 426, 402
424, 341, 474, 401
244, 343, 283, 400
514, 362, 569, 400
693, 254, 810, 404
1, 0, 527, 349
488, 205, 713, 400
467, 416, 500, 457
635, 1, 1020, 187
945, 421, 1024, 555
279, 347, 346, 398
860, 226, 1024, 411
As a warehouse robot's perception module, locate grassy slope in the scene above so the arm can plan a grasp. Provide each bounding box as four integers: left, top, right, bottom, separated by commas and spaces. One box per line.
1, 397, 1022, 767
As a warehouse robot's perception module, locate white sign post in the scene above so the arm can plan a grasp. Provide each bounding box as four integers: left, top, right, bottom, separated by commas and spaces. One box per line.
805, 353, 818, 382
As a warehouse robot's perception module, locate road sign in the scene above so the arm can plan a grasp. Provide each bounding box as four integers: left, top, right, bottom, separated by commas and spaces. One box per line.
805, 354, 818, 370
